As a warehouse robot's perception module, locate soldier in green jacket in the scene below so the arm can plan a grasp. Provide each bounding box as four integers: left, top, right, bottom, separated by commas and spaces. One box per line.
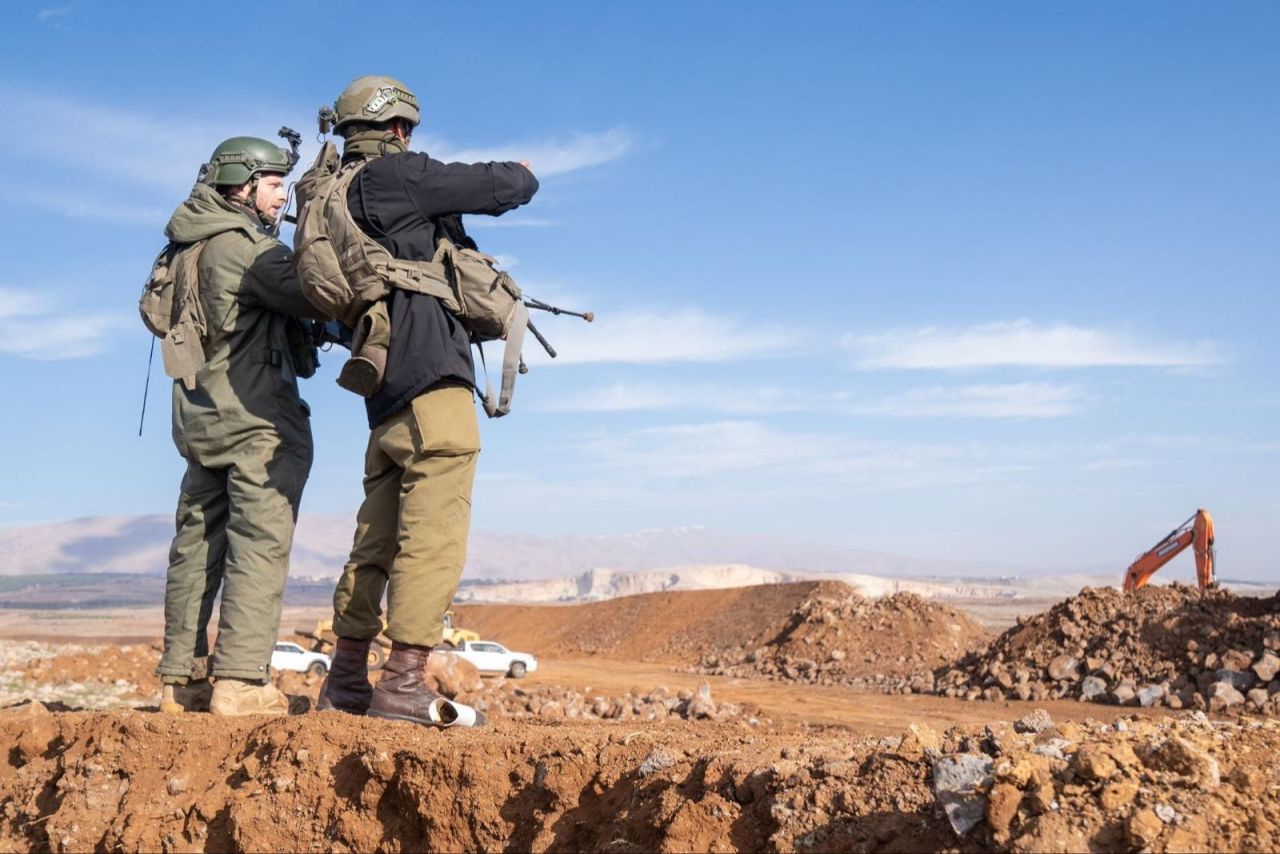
155, 137, 322, 716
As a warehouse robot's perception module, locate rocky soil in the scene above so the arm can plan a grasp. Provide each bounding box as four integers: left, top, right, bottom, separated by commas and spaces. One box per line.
2, 703, 1277, 852
935, 584, 1280, 715
695, 590, 990, 692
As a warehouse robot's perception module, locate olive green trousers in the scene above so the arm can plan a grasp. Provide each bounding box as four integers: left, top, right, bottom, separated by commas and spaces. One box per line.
332, 385, 479, 647
158, 431, 312, 683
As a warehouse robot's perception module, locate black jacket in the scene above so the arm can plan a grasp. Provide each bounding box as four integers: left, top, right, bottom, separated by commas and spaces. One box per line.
347, 151, 539, 428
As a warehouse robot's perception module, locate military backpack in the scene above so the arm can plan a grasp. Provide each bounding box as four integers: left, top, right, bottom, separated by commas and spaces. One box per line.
139, 241, 209, 391
293, 142, 529, 417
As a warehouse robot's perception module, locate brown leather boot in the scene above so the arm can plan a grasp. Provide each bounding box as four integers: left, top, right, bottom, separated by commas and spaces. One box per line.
317, 637, 374, 715
369, 643, 486, 727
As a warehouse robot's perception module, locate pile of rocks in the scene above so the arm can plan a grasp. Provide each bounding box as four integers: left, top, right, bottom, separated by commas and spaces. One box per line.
696, 591, 988, 690
472, 680, 764, 725
935, 584, 1280, 713
930, 708, 1278, 850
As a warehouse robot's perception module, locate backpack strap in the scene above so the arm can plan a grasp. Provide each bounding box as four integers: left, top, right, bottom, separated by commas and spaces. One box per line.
477, 301, 528, 418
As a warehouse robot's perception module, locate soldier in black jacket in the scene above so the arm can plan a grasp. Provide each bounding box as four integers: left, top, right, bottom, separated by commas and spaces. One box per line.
316, 76, 538, 725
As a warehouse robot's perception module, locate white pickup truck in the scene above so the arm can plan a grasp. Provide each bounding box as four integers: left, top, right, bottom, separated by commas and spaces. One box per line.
270, 641, 332, 676
451, 640, 538, 678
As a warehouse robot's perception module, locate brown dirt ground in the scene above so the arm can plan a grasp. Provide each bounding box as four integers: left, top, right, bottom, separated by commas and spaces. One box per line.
3, 704, 1278, 853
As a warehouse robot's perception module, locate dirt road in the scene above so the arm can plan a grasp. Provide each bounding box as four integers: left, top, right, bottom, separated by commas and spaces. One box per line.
527, 656, 1159, 733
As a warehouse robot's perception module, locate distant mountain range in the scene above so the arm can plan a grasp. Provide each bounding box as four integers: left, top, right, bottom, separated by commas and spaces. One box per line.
0, 514, 1029, 581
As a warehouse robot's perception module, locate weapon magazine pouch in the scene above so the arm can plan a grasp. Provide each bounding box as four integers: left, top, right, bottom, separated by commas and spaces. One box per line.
285, 318, 320, 379
336, 301, 390, 397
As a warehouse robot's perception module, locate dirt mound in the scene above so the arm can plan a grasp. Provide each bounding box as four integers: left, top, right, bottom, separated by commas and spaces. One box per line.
454, 581, 827, 662
937, 584, 1280, 713
697, 589, 990, 690
3, 704, 1278, 852
455, 582, 989, 680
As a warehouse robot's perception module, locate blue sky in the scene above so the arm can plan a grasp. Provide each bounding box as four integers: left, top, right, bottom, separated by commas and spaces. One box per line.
0, 1, 1277, 579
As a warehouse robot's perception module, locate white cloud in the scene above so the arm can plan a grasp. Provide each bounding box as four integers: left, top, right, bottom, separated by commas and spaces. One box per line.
523, 307, 802, 366
579, 420, 1018, 486
428, 128, 633, 177
0, 287, 127, 360
18, 193, 168, 227
845, 320, 1221, 369
856, 382, 1089, 418
542, 380, 1088, 418
37, 6, 72, 22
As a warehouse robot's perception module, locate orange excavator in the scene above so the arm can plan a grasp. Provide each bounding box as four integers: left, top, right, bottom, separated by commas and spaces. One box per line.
1122, 509, 1215, 592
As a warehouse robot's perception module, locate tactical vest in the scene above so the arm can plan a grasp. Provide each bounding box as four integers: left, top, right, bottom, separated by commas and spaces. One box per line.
293, 142, 528, 417
139, 241, 209, 390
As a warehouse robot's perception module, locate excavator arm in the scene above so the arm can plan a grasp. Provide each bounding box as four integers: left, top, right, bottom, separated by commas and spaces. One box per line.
1122, 509, 1215, 592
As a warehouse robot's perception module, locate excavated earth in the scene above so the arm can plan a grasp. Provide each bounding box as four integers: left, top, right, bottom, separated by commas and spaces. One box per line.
936, 584, 1280, 715
457, 582, 992, 693
694, 589, 990, 693
3, 703, 1280, 852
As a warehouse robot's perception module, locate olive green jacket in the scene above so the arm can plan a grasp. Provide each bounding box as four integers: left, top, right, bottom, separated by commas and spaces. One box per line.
163, 184, 323, 461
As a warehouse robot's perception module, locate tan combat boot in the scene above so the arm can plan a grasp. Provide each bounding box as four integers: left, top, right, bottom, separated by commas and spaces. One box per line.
210, 678, 289, 716
160, 679, 213, 714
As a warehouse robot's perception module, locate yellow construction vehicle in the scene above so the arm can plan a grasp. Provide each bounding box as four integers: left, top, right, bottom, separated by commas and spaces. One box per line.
295, 610, 479, 669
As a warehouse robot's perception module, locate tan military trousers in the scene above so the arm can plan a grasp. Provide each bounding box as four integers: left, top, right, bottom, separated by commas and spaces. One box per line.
332, 385, 479, 647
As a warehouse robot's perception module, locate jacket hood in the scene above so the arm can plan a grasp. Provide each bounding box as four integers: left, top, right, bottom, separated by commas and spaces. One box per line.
164, 183, 261, 244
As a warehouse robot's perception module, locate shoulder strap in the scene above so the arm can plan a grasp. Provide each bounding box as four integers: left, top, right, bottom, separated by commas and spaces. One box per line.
476, 301, 528, 417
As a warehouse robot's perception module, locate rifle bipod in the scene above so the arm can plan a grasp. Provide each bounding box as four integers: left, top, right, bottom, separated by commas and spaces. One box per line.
523, 298, 594, 362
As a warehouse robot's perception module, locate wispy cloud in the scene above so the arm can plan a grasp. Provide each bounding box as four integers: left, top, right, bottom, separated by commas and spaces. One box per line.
542, 380, 1089, 418
857, 382, 1089, 418
524, 307, 803, 366
18, 192, 168, 227
0, 287, 127, 360
37, 5, 72, 23
580, 421, 1019, 485
428, 128, 633, 177
845, 320, 1221, 370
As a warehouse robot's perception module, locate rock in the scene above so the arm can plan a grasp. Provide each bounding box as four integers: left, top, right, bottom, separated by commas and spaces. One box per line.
1027, 783, 1056, 815
165, 777, 187, 796
424, 652, 483, 698
1265, 632, 1280, 652
898, 722, 942, 757
1137, 683, 1165, 707
1099, 780, 1138, 811
687, 682, 716, 719
1146, 736, 1220, 788
638, 749, 680, 777
1247, 687, 1270, 709
1216, 668, 1258, 692
1155, 804, 1177, 824
1221, 648, 1254, 672
1208, 681, 1245, 712
1047, 655, 1080, 682
932, 753, 994, 836
1229, 766, 1266, 794
829, 649, 846, 662
0, 700, 49, 717
1111, 683, 1137, 706
1128, 808, 1164, 849
1014, 709, 1054, 734
1073, 744, 1118, 781
1253, 651, 1280, 683
985, 782, 1021, 839
1080, 675, 1108, 701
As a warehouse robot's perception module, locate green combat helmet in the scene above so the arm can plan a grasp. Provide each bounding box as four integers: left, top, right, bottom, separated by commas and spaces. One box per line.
319, 75, 420, 135
201, 136, 294, 187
